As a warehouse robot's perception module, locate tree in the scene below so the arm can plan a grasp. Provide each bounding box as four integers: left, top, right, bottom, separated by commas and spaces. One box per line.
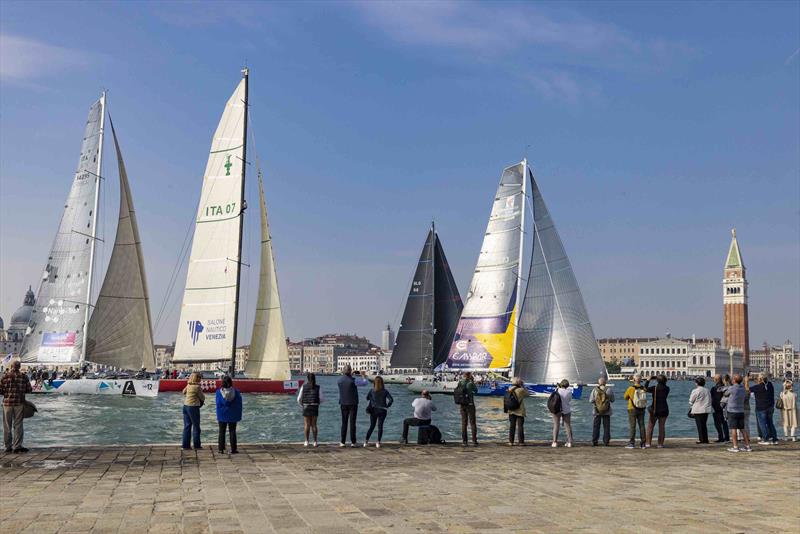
604, 361, 621, 374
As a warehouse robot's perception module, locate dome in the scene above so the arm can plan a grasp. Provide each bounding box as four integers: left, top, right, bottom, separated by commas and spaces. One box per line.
0, 316, 4, 330
9, 286, 35, 332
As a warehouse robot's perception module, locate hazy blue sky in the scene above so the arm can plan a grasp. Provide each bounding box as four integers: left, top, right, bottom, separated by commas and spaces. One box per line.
1, 1, 798, 348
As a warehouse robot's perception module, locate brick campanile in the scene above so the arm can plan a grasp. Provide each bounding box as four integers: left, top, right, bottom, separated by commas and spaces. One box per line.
723, 229, 749, 367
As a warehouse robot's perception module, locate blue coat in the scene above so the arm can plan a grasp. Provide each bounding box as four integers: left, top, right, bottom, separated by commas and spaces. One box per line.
216, 388, 243, 423
338, 375, 358, 405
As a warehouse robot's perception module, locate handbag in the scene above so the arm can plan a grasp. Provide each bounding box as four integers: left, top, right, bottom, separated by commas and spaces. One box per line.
365, 401, 374, 415
776, 395, 784, 410
687, 410, 695, 419
22, 399, 37, 419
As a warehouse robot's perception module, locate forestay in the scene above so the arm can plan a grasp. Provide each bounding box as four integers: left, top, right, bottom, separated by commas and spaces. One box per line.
21, 98, 104, 364
444, 163, 524, 371
173, 79, 246, 362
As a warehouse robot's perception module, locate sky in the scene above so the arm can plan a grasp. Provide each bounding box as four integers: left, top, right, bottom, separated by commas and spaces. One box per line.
1, 1, 798, 349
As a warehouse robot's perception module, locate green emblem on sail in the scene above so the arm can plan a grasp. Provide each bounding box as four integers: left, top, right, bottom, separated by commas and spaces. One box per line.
224, 155, 232, 176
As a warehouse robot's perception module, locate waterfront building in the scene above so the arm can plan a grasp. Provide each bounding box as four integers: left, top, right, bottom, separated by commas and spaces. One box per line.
687, 343, 744, 378
287, 333, 381, 374
723, 229, 750, 367
381, 323, 395, 352
0, 286, 35, 356
336, 353, 380, 374
154, 343, 174, 369
638, 335, 743, 378
759, 340, 799, 379
638, 336, 690, 378
598, 337, 658, 365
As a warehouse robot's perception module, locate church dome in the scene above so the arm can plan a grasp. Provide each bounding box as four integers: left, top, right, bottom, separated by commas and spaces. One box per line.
0, 316, 4, 330
9, 286, 35, 332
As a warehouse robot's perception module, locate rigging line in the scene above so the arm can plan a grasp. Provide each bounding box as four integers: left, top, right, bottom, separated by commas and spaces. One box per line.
153, 218, 196, 334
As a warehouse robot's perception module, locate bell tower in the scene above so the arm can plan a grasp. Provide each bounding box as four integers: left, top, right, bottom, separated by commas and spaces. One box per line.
723, 228, 749, 367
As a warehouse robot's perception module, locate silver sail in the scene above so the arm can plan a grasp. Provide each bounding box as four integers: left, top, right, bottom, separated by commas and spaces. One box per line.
85, 119, 155, 371
515, 167, 606, 384
20, 97, 104, 364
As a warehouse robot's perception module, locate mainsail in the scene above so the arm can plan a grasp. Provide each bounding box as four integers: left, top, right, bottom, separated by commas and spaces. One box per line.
444, 163, 525, 371
173, 76, 247, 363
20, 96, 105, 364
245, 172, 290, 380
515, 167, 606, 384
432, 235, 463, 367
85, 119, 155, 371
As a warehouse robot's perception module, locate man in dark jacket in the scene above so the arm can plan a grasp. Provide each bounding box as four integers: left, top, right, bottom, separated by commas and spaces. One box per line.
750, 373, 778, 444
710, 374, 730, 442
457, 372, 479, 447
1, 360, 33, 453
337, 365, 359, 447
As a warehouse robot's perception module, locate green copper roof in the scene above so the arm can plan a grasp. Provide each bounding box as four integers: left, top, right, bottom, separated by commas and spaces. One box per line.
725, 230, 744, 268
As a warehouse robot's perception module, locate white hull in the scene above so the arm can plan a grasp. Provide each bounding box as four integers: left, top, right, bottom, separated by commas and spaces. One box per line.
407, 380, 458, 394
31, 379, 159, 397
376, 374, 432, 385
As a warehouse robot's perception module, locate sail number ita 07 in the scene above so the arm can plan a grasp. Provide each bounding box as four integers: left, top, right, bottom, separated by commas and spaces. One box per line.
204, 202, 237, 217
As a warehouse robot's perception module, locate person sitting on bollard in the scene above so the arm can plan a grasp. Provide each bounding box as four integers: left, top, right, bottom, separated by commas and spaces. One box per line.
401, 390, 436, 444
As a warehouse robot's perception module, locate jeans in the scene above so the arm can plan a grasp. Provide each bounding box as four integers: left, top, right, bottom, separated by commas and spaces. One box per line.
647, 414, 668, 446
460, 404, 477, 443
627, 409, 645, 445
365, 410, 387, 442
552, 413, 573, 443
2, 404, 24, 450
508, 414, 524, 444
402, 417, 431, 442
182, 405, 201, 449
712, 411, 729, 441
592, 414, 611, 445
694, 413, 709, 443
756, 408, 778, 442
340, 405, 357, 444
218, 422, 237, 452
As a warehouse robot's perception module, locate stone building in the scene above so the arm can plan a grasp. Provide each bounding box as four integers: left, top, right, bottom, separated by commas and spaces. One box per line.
0, 286, 35, 356
637, 335, 743, 379
597, 337, 657, 365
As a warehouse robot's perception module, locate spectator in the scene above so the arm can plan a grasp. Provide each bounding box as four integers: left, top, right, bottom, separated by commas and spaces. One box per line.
337, 365, 359, 447
749, 373, 779, 444
551, 379, 574, 448
724, 374, 752, 452
455, 372, 479, 447
590, 376, 615, 446
401, 390, 436, 444
779, 381, 797, 442
710, 374, 730, 443
297, 373, 321, 447
506, 377, 529, 446
215, 375, 242, 454
1, 360, 32, 453
181, 372, 205, 450
689, 376, 712, 444
645, 374, 670, 448
623, 374, 648, 449
364, 376, 393, 448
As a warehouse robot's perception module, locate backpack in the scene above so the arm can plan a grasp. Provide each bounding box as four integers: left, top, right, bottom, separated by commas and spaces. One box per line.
418, 424, 445, 445
594, 387, 610, 415
453, 381, 471, 405
632, 387, 648, 409
547, 390, 562, 414
503, 386, 521, 413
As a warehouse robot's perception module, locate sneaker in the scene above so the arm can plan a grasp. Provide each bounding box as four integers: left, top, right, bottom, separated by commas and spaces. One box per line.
640, 444, 646, 449
565, 442, 572, 448
339, 443, 346, 448
792, 437, 797, 442
591, 442, 598, 447
462, 441, 468, 447
714, 439, 725, 443
376, 442, 381, 449
772, 440, 780, 445
742, 446, 752, 452
350, 443, 357, 448
551, 442, 558, 448
303, 441, 309, 447
625, 443, 635, 449
231, 450, 239, 454
363, 441, 369, 448
4, 447, 11, 453
727, 447, 740, 453
218, 449, 226, 454
400, 439, 408, 445
313, 442, 318, 448
472, 441, 479, 447
656, 445, 664, 449
12, 447, 29, 453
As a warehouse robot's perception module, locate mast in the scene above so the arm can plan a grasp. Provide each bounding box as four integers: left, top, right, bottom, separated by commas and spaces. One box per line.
509, 158, 528, 377
230, 68, 248, 375
81, 90, 106, 364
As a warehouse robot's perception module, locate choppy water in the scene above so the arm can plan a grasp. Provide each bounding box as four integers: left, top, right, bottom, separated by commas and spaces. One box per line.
21, 378, 771, 446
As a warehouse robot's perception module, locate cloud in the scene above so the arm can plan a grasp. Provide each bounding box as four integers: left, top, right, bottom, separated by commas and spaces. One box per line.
0, 34, 93, 84
786, 47, 800, 66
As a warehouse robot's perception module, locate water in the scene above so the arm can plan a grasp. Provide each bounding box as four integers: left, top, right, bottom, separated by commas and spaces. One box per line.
22, 378, 769, 446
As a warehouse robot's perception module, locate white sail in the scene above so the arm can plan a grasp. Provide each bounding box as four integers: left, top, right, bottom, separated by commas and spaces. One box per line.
172, 79, 246, 362
86, 119, 155, 371
245, 172, 290, 380
20, 97, 104, 364
444, 162, 525, 371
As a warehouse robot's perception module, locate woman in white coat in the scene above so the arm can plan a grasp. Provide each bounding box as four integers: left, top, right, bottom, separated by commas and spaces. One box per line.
689, 376, 713, 444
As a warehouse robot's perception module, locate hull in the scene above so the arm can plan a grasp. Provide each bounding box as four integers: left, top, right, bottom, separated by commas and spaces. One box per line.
374, 374, 432, 385
159, 378, 301, 394
408, 380, 584, 399
31, 379, 159, 397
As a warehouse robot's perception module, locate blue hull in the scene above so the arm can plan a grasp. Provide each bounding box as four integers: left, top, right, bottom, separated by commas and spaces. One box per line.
476, 382, 584, 399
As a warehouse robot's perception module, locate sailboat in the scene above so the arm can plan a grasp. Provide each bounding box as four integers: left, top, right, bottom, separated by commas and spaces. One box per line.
159, 69, 299, 394
20, 94, 159, 397
410, 160, 606, 399
381, 223, 463, 384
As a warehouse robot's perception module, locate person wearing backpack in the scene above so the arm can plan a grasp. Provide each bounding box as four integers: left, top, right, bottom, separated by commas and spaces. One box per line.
589, 376, 615, 446
505, 377, 529, 446
454, 372, 479, 447
550, 379, 574, 447
623, 374, 647, 449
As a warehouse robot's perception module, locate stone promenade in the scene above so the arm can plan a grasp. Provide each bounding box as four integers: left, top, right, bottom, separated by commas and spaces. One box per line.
1, 440, 798, 534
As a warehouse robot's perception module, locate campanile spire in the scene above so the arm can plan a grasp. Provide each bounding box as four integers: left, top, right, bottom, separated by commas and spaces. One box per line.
723, 228, 749, 367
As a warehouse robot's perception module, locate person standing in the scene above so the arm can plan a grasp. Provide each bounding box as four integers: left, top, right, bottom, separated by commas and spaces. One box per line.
645, 374, 670, 448
215, 375, 242, 454
364, 376, 393, 448
1, 360, 32, 453
401, 390, 436, 444
689, 376, 712, 444
590, 376, 615, 446
456, 372, 479, 446
779, 381, 797, 442
181, 372, 205, 450
551, 379, 574, 448
297, 373, 322, 447
337, 365, 359, 447
749, 373, 778, 444
724, 374, 751, 452
506, 377, 529, 446
623, 374, 648, 449
710, 374, 730, 443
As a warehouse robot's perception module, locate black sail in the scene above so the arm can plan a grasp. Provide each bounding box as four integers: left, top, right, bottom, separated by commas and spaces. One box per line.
390, 229, 435, 370
432, 235, 463, 367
